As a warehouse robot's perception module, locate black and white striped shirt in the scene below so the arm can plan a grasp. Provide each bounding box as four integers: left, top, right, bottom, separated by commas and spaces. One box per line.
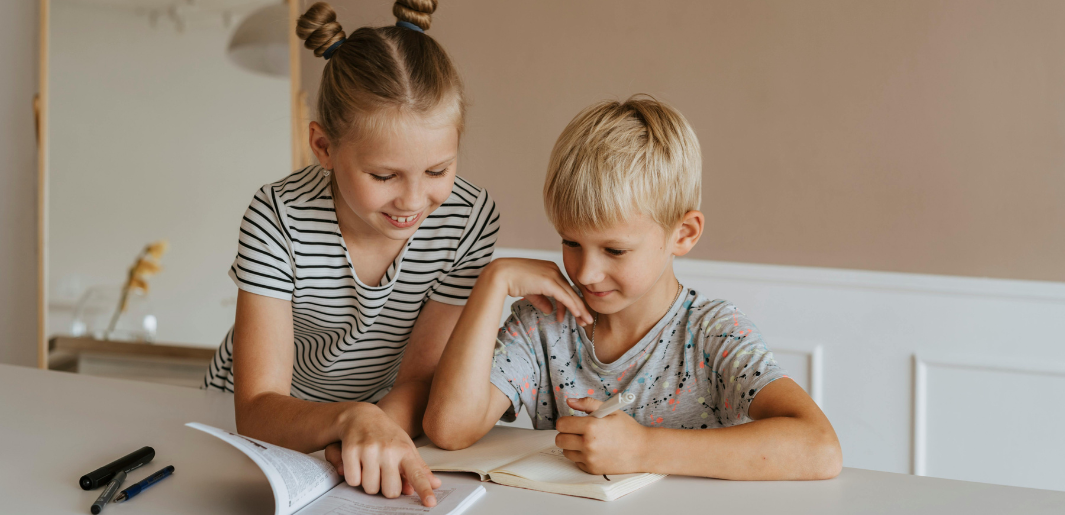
203, 166, 499, 401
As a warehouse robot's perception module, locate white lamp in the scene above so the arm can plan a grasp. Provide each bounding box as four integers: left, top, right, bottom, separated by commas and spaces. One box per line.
227, 2, 289, 77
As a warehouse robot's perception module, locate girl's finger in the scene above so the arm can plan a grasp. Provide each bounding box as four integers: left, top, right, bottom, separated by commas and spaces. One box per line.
342, 445, 362, 487
325, 443, 344, 475
401, 479, 415, 496
400, 456, 438, 507
380, 455, 404, 498
359, 448, 381, 495
525, 294, 554, 315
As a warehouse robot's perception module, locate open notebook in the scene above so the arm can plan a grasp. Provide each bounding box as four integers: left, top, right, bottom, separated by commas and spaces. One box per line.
418, 426, 665, 501
187, 423, 484, 515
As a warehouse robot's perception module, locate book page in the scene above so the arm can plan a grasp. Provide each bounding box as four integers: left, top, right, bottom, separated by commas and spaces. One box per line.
419, 426, 558, 477
296, 484, 485, 515
187, 422, 341, 515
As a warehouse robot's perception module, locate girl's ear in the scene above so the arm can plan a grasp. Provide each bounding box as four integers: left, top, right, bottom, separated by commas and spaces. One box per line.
308, 121, 335, 170
671, 210, 704, 257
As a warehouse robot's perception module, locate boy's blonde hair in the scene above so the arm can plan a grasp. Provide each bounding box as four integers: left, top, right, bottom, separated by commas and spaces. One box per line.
544, 95, 701, 234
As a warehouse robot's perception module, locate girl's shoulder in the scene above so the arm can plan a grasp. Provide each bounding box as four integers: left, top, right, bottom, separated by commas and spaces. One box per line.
444, 175, 491, 210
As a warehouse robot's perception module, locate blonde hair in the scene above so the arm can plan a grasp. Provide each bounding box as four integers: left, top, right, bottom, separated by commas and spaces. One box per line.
544, 95, 702, 233
296, 1, 465, 143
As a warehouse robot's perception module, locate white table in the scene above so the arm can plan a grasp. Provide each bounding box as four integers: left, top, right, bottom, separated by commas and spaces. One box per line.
1, 364, 1063, 514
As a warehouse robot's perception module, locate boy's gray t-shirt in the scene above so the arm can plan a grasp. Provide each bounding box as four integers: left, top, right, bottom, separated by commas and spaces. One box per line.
489, 287, 788, 429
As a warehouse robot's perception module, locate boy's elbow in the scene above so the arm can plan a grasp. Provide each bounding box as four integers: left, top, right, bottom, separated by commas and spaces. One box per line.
422, 408, 477, 451
809, 430, 843, 479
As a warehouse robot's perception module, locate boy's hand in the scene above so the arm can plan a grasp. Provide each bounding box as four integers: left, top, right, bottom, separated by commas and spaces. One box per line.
487, 259, 593, 325
554, 397, 650, 475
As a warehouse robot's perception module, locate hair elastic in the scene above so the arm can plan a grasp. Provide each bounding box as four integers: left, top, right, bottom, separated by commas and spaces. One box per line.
322, 38, 345, 60
395, 20, 424, 33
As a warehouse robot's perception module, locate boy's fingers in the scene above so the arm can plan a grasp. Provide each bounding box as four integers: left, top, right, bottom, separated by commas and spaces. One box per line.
562, 449, 586, 464
400, 457, 438, 507
567, 396, 604, 413
555, 415, 591, 435
554, 432, 583, 450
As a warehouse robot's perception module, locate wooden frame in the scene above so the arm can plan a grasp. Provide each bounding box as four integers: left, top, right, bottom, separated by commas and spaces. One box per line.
37, 0, 49, 369
36, 0, 306, 368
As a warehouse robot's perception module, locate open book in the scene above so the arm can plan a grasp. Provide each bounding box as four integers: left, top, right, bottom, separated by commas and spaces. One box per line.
186, 423, 484, 515
418, 426, 665, 501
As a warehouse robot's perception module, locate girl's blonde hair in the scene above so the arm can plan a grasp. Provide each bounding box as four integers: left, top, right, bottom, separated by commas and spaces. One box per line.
296, 1, 465, 143
544, 95, 702, 233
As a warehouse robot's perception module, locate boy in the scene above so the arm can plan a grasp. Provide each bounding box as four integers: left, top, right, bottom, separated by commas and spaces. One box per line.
424, 96, 841, 480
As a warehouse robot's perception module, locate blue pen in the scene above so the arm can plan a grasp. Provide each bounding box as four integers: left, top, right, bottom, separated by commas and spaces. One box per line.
113, 465, 174, 503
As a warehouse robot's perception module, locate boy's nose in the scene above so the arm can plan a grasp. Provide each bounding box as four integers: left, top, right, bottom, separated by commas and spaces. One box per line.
575, 255, 606, 286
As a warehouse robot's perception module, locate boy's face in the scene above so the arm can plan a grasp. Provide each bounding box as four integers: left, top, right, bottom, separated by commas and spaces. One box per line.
559, 214, 683, 317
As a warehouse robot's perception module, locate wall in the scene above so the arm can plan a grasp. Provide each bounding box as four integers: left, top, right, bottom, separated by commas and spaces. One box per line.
48, 0, 291, 346
0, 0, 41, 367
302, 0, 1065, 283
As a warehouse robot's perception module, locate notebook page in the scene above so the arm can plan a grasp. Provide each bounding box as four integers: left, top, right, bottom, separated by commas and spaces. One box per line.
493, 446, 648, 486
419, 426, 558, 477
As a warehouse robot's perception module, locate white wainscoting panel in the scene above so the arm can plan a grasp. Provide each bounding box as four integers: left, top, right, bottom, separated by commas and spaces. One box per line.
493, 248, 1065, 490
914, 354, 1065, 491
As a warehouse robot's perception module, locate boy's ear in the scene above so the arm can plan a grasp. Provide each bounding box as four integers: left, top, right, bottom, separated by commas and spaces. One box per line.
308, 121, 335, 170
671, 210, 704, 257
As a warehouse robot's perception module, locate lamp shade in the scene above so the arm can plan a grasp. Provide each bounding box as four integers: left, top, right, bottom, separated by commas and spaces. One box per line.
227, 3, 289, 77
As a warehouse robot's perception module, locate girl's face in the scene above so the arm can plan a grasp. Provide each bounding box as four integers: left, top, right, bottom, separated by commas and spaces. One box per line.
311, 112, 459, 241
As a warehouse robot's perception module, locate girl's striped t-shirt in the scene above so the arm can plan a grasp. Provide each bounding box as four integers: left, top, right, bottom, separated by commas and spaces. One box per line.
203, 166, 499, 402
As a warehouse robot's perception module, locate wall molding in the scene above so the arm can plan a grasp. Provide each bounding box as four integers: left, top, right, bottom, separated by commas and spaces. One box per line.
495, 248, 1065, 304
911, 353, 1065, 476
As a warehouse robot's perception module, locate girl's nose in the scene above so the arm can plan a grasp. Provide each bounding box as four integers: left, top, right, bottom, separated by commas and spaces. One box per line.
395, 177, 424, 211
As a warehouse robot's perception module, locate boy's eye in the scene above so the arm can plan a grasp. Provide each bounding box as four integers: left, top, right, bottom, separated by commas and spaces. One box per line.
370, 174, 395, 182
561, 240, 580, 248
605, 248, 627, 256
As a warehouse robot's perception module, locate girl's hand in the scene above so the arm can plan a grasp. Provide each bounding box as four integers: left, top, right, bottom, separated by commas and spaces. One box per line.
554, 397, 651, 475
487, 258, 593, 325
327, 403, 441, 506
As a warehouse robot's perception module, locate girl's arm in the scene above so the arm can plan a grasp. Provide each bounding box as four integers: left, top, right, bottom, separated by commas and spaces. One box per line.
424, 259, 593, 450
232, 290, 441, 505
555, 378, 843, 480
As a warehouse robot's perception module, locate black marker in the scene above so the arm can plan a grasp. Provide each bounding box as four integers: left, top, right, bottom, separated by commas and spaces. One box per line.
90, 470, 125, 514
79, 446, 155, 490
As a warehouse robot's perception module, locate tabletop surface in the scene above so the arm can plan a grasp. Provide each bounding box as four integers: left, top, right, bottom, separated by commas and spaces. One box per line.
1, 363, 1063, 515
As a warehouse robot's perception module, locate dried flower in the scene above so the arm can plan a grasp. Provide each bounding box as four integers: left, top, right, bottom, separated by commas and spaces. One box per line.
106, 240, 168, 339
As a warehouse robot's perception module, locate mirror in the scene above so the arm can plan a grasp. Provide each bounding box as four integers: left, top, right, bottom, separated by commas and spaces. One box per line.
44, 0, 295, 369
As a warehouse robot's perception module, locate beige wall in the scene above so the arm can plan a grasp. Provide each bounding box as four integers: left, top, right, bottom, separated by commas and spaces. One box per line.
302, 0, 1065, 283
0, 0, 40, 367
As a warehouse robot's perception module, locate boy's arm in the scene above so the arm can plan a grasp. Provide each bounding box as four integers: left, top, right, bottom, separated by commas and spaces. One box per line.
556, 378, 842, 480
424, 259, 592, 450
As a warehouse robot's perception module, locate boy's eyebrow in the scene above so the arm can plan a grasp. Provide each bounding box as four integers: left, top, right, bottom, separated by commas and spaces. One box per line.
373, 156, 456, 173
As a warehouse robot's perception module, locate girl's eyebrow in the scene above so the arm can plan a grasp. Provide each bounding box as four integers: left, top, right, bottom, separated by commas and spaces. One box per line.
373, 156, 456, 174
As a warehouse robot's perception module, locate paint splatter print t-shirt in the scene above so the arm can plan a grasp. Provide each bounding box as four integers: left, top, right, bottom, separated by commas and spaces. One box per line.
489, 287, 788, 429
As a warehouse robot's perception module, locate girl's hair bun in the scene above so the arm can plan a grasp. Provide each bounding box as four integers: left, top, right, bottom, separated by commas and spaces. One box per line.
297, 2, 347, 58
393, 0, 437, 31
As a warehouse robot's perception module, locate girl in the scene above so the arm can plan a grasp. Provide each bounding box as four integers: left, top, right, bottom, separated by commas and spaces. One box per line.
203, 1, 498, 507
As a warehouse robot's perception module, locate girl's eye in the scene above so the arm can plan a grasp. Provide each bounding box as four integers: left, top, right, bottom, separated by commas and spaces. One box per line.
426, 167, 449, 178
370, 174, 395, 182
605, 248, 627, 256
